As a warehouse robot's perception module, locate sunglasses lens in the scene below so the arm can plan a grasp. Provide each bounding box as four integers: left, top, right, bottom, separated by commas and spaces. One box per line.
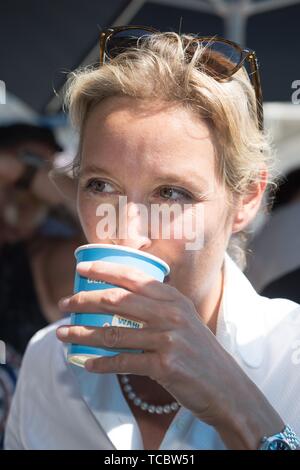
192, 40, 243, 78
105, 29, 154, 60
105, 31, 243, 78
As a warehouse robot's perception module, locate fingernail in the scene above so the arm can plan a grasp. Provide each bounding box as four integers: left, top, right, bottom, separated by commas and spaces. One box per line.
77, 261, 93, 271
57, 327, 69, 338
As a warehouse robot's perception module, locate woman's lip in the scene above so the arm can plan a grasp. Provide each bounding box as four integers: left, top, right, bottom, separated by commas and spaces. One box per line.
164, 275, 170, 283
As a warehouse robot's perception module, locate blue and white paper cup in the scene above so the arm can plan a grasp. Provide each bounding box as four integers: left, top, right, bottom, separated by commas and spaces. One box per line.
67, 244, 170, 367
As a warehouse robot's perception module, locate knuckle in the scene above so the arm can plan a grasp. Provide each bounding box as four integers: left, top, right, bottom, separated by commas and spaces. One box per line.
127, 271, 141, 290
154, 302, 166, 318
156, 352, 174, 387
103, 326, 121, 348
113, 353, 128, 371
160, 331, 175, 350
158, 351, 173, 373
75, 291, 87, 307
103, 288, 123, 307
70, 325, 85, 339
85, 262, 95, 277
171, 306, 184, 327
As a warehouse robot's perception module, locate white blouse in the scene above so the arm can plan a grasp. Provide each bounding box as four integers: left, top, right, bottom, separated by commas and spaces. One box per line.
4, 253, 300, 450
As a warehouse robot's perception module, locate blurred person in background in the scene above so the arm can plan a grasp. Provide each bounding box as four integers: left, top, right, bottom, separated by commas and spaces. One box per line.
245, 167, 300, 302
0, 123, 84, 353
0, 124, 85, 448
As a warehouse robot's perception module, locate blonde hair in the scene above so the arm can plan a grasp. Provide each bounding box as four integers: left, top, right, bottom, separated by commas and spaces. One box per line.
63, 32, 278, 268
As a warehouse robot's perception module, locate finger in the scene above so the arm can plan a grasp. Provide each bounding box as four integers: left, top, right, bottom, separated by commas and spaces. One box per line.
84, 351, 160, 377
76, 260, 175, 301
56, 325, 170, 351
58, 287, 171, 326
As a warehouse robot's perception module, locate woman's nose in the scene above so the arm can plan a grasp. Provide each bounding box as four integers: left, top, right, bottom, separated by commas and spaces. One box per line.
111, 201, 152, 251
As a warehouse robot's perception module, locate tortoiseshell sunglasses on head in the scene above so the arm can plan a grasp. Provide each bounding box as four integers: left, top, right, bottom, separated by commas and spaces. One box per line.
99, 25, 264, 131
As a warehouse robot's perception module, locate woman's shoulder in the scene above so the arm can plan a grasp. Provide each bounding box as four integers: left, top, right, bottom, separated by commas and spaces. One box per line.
259, 294, 300, 330
224, 253, 300, 371
21, 317, 70, 375
240, 293, 300, 375
254, 296, 300, 430
5, 316, 97, 450
261, 296, 300, 363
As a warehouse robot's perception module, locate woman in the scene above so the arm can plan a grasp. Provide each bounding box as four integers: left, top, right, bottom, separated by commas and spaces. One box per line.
4, 28, 300, 450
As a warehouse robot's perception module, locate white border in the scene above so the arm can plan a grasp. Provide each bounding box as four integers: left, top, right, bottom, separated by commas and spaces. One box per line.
74, 243, 170, 275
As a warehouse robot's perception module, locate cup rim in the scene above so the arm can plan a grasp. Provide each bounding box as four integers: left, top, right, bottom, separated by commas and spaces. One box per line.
74, 243, 170, 275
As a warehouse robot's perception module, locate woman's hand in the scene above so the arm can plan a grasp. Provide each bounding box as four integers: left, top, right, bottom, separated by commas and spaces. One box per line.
56, 260, 284, 449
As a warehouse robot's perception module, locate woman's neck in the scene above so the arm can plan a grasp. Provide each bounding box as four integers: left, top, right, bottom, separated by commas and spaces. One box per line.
201, 262, 225, 335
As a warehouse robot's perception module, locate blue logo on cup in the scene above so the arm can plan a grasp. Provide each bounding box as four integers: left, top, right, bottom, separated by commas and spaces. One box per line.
67, 244, 170, 367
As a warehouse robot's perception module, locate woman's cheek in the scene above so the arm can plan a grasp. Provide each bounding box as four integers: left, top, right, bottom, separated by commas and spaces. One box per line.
203, 209, 231, 252
165, 204, 206, 251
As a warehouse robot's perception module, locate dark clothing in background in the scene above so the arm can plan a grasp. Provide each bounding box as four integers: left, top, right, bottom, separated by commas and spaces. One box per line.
0, 242, 47, 355
261, 266, 300, 304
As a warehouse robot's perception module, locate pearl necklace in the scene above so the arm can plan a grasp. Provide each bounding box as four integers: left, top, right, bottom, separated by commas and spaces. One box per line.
120, 375, 180, 415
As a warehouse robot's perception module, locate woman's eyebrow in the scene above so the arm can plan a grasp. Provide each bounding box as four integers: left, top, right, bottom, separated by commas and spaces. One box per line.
79, 164, 209, 189
154, 173, 209, 189
78, 165, 113, 177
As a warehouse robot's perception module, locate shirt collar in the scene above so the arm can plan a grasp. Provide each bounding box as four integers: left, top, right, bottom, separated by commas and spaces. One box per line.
68, 364, 146, 450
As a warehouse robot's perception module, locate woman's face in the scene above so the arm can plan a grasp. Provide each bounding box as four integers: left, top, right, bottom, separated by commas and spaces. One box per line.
77, 96, 234, 316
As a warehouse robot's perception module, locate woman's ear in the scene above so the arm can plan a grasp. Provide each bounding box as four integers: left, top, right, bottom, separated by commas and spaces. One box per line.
231, 166, 268, 234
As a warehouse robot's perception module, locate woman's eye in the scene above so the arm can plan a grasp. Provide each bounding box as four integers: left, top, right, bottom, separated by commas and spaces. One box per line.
84, 179, 115, 194
158, 187, 193, 201
82, 180, 194, 201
